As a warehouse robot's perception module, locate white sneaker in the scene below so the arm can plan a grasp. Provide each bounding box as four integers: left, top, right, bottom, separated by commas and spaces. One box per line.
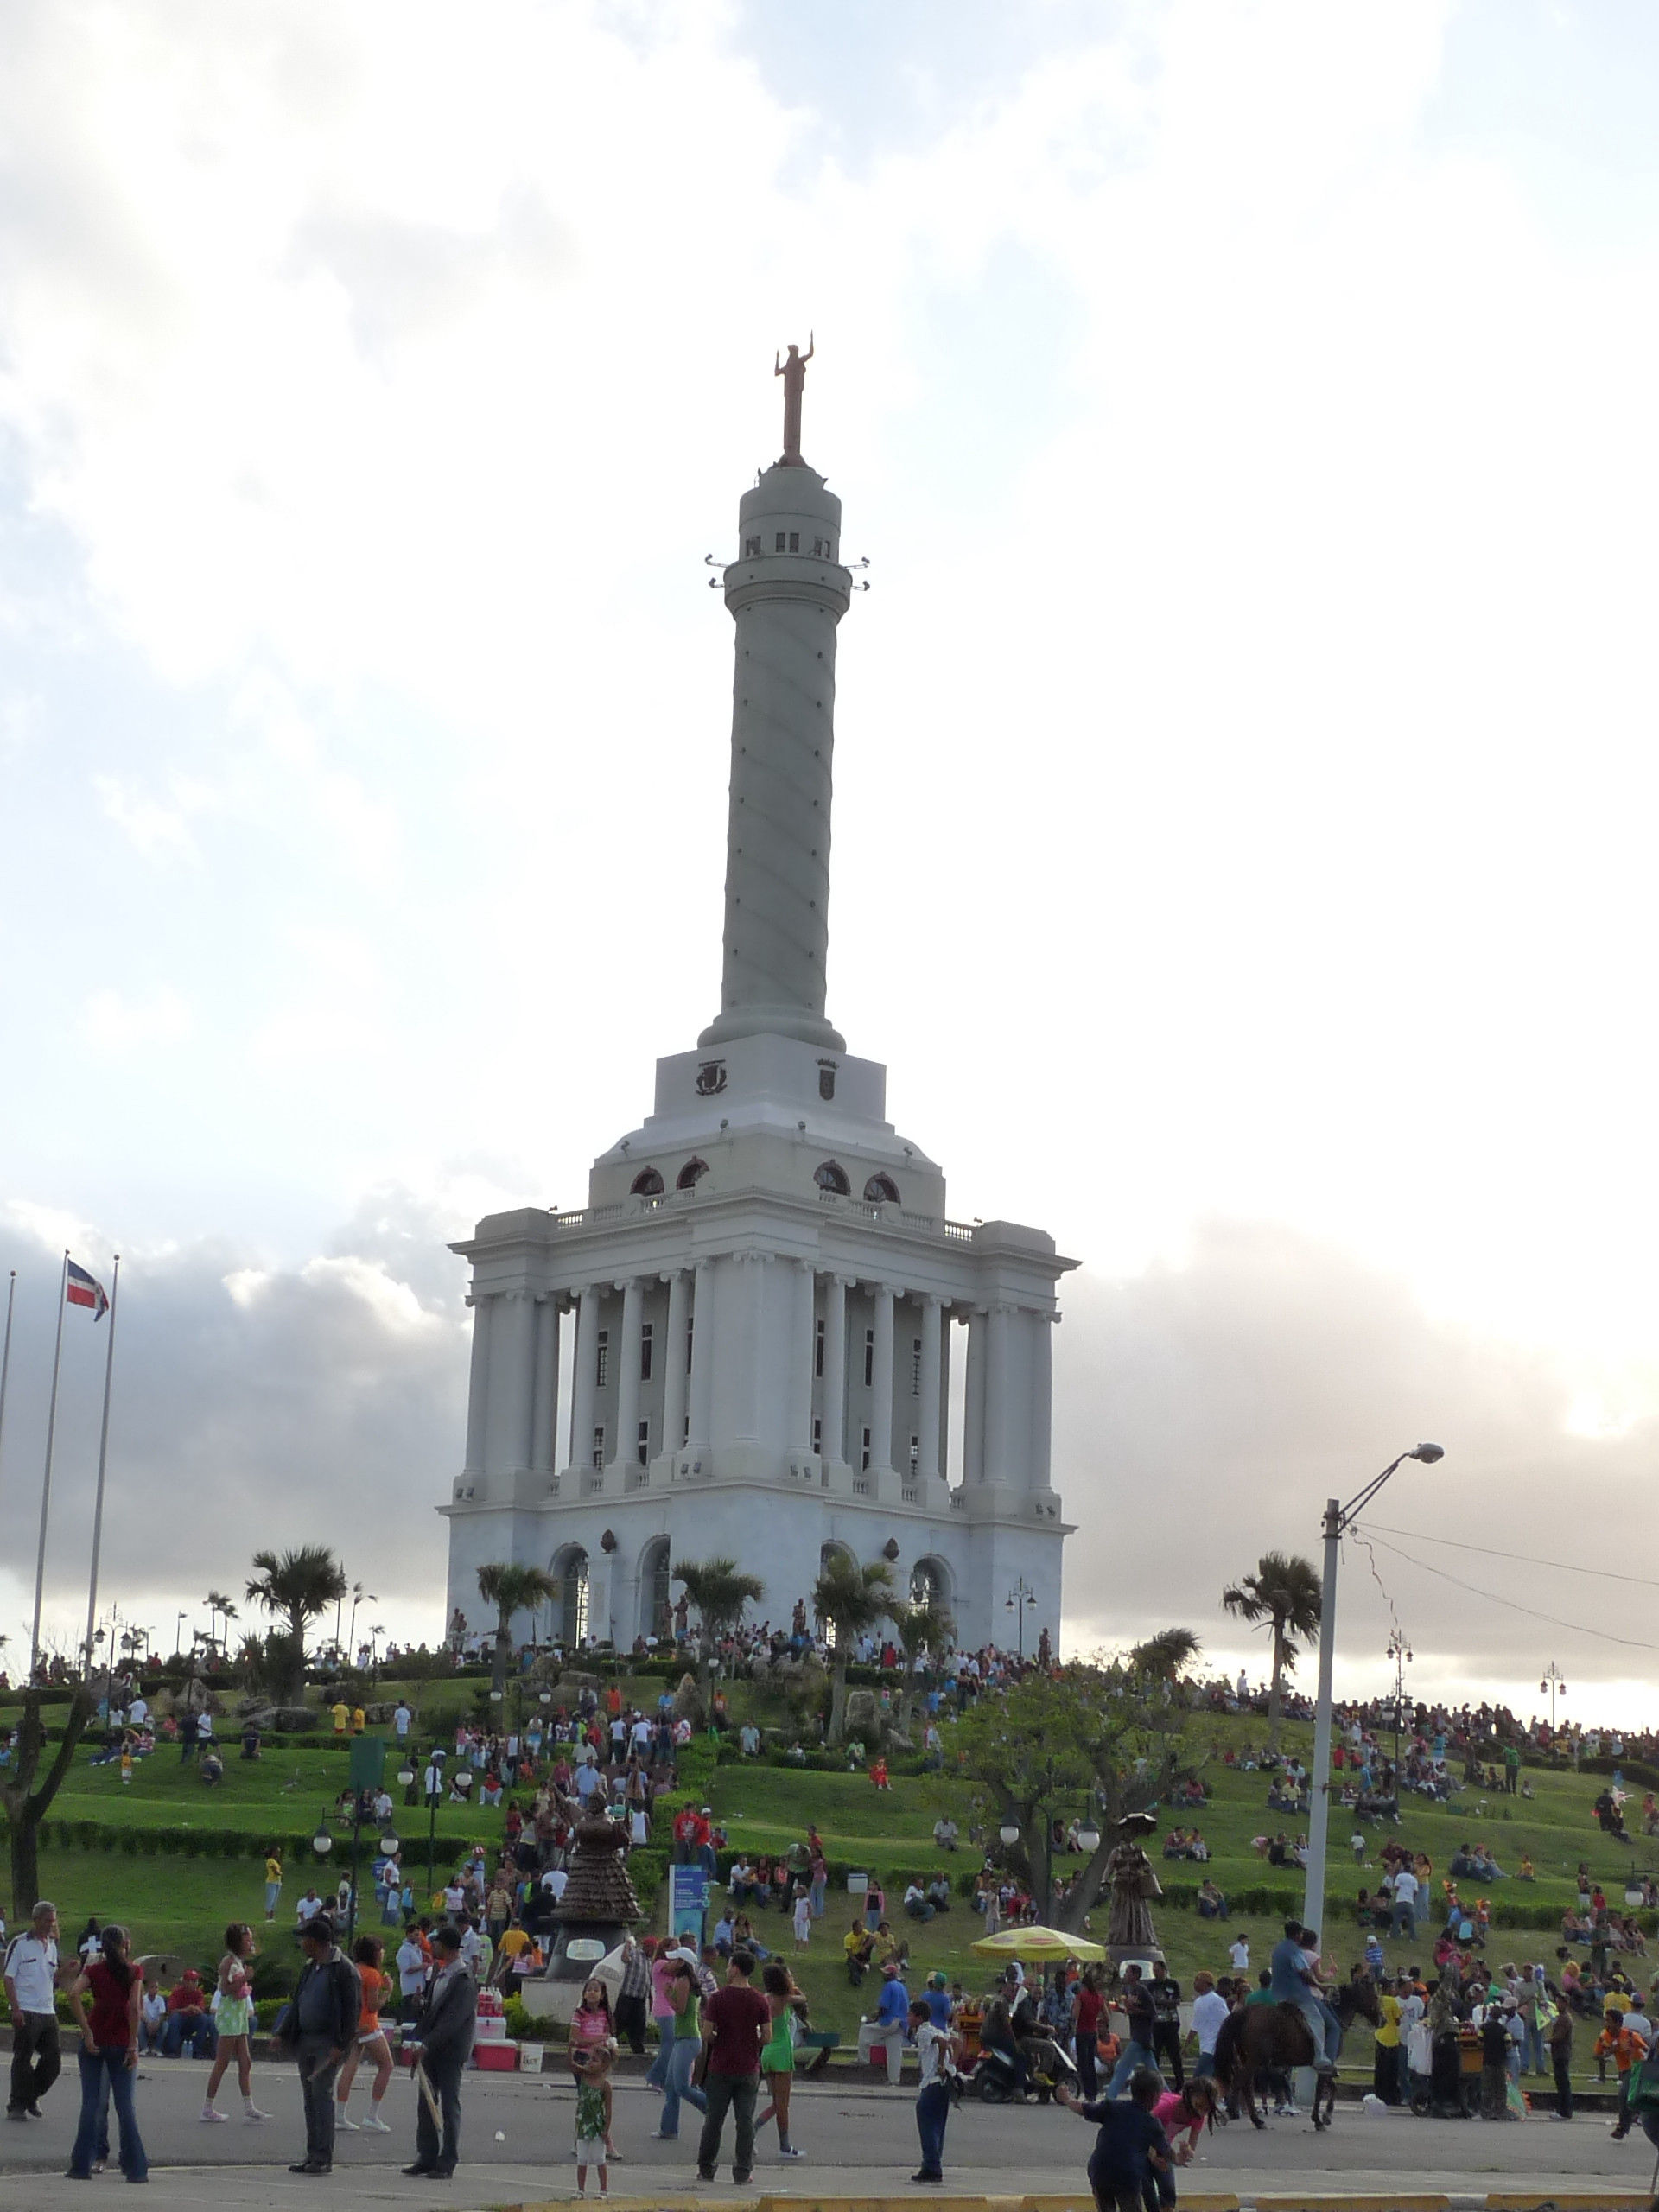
336, 2113, 359, 2131
360, 2113, 392, 2133
244, 2107, 270, 2122
200, 2108, 228, 2124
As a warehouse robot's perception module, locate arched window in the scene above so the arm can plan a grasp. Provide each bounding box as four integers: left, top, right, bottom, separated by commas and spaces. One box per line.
910, 1557, 950, 1611
630, 1166, 664, 1197
863, 1173, 900, 1205
551, 1547, 589, 1646
814, 1160, 851, 1196
676, 1157, 709, 1191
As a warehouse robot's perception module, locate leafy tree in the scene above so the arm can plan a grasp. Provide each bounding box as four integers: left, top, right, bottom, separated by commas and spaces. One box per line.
672, 1557, 765, 1700
892, 1596, 955, 1737
476, 1562, 559, 1694
811, 1555, 897, 1744
245, 1545, 348, 1700
1222, 1551, 1322, 1752
2, 1684, 95, 1919
953, 1635, 1202, 1929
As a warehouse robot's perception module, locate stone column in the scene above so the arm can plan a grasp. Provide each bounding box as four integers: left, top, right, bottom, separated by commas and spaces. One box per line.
963, 1307, 988, 1483
745, 1255, 770, 1440
1031, 1312, 1054, 1492
791, 1261, 816, 1450
687, 1258, 715, 1452
613, 1276, 645, 1468
568, 1285, 599, 1471
661, 1270, 690, 1457
986, 1303, 1013, 1484
917, 1295, 943, 1480
869, 1283, 896, 1472
486, 1289, 536, 1476
530, 1295, 560, 1475
819, 1274, 847, 1462
463, 1294, 493, 1476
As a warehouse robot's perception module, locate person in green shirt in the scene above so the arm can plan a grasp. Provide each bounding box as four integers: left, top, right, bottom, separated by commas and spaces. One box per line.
575, 2044, 612, 2196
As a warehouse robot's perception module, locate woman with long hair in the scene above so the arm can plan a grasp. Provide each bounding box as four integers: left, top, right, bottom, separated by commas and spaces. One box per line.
334, 1934, 396, 2133
754, 1960, 806, 2158
201, 1923, 270, 2123
64, 1922, 148, 2183
650, 1959, 709, 2142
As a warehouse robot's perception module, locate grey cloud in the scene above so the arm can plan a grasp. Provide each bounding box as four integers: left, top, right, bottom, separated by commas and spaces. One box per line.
1054, 1218, 1649, 1694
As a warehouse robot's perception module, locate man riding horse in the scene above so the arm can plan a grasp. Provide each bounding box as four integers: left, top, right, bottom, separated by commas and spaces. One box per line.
1214, 1924, 1381, 2130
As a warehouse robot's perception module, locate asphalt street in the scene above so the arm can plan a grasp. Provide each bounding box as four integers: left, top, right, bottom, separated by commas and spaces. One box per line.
3, 2069, 1659, 2207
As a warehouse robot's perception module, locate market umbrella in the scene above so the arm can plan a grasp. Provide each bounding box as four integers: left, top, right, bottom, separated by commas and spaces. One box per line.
970, 1925, 1105, 1964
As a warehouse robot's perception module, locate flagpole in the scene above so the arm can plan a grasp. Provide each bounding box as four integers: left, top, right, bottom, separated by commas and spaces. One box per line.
0, 1269, 16, 1510
82, 1255, 122, 1676
29, 1252, 70, 1680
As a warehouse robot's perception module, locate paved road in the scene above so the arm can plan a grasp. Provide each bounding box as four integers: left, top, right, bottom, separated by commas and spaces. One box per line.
1, 2069, 1656, 2206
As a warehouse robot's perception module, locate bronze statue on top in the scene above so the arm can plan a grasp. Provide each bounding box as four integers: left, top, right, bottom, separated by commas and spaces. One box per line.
775, 335, 814, 465
1103, 1810, 1164, 1959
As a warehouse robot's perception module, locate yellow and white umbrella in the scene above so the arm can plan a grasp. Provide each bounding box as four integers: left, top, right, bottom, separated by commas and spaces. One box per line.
970, 1925, 1105, 1964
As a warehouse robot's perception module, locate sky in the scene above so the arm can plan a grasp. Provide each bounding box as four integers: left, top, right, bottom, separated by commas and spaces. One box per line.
3, 0, 1659, 1724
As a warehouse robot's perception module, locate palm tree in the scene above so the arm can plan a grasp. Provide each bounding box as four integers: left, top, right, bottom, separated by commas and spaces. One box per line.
205, 1591, 236, 1652
672, 1557, 764, 1700
892, 1596, 955, 1736
1221, 1551, 1322, 1752
1134, 1625, 1202, 1684
812, 1554, 897, 1744
476, 1563, 560, 1694
245, 1545, 348, 1700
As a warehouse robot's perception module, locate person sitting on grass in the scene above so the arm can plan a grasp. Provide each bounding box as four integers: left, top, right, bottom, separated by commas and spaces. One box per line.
844, 1919, 876, 1986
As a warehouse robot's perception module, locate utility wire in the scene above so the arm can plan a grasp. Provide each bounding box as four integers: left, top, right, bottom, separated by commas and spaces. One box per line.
1357, 1527, 1659, 1656
1364, 1522, 1659, 1594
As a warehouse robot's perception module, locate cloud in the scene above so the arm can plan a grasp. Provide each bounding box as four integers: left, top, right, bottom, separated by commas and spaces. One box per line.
0, 1195, 468, 1660
79, 985, 193, 1052
92, 774, 202, 865
1055, 1217, 1659, 1709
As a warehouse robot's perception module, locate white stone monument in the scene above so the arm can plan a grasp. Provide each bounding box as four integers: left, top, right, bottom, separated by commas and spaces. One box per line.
442, 353, 1075, 1655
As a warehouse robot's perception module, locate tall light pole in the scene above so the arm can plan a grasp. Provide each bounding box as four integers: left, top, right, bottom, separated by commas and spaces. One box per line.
1303, 1443, 1444, 1946
1005, 1579, 1037, 1663
1541, 1662, 1567, 1734
1386, 1625, 1412, 1776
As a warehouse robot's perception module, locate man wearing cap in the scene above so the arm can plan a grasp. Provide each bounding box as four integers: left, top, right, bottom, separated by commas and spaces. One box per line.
857, 1959, 911, 2085
279, 1916, 360, 2176
923, 1972, 952, 2031
404, 1923, 477, 2177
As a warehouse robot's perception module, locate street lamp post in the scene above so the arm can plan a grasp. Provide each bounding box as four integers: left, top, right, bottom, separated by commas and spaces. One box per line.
1541, 1662, 1567, 1734
421, 1748, 447, 1891
1303, 1443, 1444, 1947
1004, 1580, 1038, 1663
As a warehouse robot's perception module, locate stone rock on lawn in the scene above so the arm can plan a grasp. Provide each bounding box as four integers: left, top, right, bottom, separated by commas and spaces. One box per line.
673, 1674, 706, 1726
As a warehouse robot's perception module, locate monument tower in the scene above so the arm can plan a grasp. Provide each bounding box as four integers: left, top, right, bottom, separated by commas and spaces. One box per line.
442, 353, 1075, 1652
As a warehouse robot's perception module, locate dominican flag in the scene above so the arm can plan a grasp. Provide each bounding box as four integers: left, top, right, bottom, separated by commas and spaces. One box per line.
67, 1260, 110, 1319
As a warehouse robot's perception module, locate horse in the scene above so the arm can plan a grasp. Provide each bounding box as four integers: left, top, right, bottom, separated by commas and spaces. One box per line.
1212, 1977, 1382, 2131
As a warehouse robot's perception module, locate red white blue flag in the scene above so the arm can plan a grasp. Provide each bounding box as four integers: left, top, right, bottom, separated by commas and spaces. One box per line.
66, 1260, 110, 1319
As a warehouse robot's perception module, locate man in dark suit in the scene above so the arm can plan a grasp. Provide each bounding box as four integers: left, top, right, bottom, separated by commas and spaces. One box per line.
403, 1923, 477, 2177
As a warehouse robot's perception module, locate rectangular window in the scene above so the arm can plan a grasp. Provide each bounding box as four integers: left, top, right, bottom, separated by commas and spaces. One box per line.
774, 531, 786, 552
910, 1434, 920, 1472
912, 1337, 923, 1395
816, 1317, 825, 1376
639, 1323, 653, 1382
811, 536, 824, 556
685, 1317, 694, 1373
861, 1425, 872, 1472
788, 531, 799, 551
636, 1418, 650, 1467
682, 1413, 690, 1445
744, 535, 760, 557
812, 1416, 822, 1453
864, 1328, 874, 1388
595, 1329, 609, 1389
592, 1425, 606, 1469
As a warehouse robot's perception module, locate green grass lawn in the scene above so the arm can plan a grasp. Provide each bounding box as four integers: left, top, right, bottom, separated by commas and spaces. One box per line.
12, 1686, 1647, 2086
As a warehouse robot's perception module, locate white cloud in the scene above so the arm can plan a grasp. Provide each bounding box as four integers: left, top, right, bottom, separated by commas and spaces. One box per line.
79, 985, 193, 1052
92, 774, 201, 864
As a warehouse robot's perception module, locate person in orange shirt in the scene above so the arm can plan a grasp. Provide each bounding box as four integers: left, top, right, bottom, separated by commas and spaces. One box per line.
1594, 2008, 1649, 2140
335, 1936, 395, 2134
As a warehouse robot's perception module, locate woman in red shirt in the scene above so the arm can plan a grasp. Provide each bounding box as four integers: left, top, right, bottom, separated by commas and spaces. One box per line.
64, 1922, 148, 2182
1073, 1966, 1105, 2097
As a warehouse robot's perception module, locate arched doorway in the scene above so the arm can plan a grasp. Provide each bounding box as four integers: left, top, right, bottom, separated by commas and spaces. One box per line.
550, 1545, 589, 1646
909, 1554, 953, 1616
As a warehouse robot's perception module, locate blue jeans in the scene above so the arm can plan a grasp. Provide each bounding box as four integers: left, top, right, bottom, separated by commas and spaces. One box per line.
914, 2079, 950, 2177
646, 2018, 673, 2089
1107, 2038, 1162, 2096
810, 1878, 826, 1917
68, 2048, 147, 2181
659, 2036, 707, 2137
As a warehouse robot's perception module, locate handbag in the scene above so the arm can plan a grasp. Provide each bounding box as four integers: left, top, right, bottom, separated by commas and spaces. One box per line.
1626, 2055, 1659, 2114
